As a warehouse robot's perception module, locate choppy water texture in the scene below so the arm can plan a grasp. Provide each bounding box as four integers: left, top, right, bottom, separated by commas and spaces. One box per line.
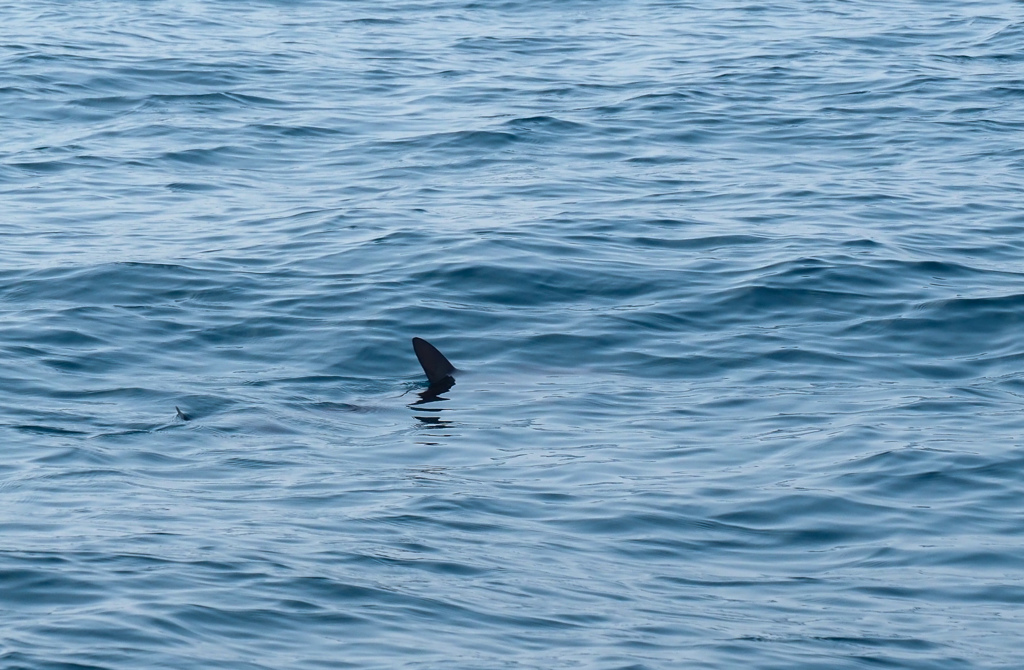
3, 1, 1024, 668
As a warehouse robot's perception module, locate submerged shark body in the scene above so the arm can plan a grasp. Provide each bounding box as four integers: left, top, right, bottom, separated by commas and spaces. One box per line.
175, 338, 459, 420
412, 337, 456, 403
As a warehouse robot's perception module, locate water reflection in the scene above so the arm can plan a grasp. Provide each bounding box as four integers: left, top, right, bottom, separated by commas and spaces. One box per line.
409, 377, 455, 432
409, 376, 455, 406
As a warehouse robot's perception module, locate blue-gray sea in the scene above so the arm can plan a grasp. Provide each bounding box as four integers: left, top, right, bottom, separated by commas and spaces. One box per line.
3, 1, 1024, 668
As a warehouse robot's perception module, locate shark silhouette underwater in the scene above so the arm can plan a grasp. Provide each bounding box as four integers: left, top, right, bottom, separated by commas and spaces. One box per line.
174, 337, 457, 421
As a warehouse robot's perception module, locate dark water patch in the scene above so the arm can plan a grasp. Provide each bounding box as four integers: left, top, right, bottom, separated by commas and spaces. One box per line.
0, 568, 107, 608
11, 424, 92, 437
412, 262, 666, 307
167, 182, 221, 193
160, 145, 252, 167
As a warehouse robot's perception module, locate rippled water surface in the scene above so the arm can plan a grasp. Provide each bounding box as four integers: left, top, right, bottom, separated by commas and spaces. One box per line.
3, 1, 1024, 668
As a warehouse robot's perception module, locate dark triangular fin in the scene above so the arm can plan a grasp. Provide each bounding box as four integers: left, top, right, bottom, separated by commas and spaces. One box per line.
413, 337, 455, 384
175, 406, 190, 421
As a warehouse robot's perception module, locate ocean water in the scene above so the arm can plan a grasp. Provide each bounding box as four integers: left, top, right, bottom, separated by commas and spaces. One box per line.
2, 1, 1024, 668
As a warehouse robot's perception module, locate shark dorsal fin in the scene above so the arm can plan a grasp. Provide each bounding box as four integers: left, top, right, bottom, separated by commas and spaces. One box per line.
413, 337, 455, 384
